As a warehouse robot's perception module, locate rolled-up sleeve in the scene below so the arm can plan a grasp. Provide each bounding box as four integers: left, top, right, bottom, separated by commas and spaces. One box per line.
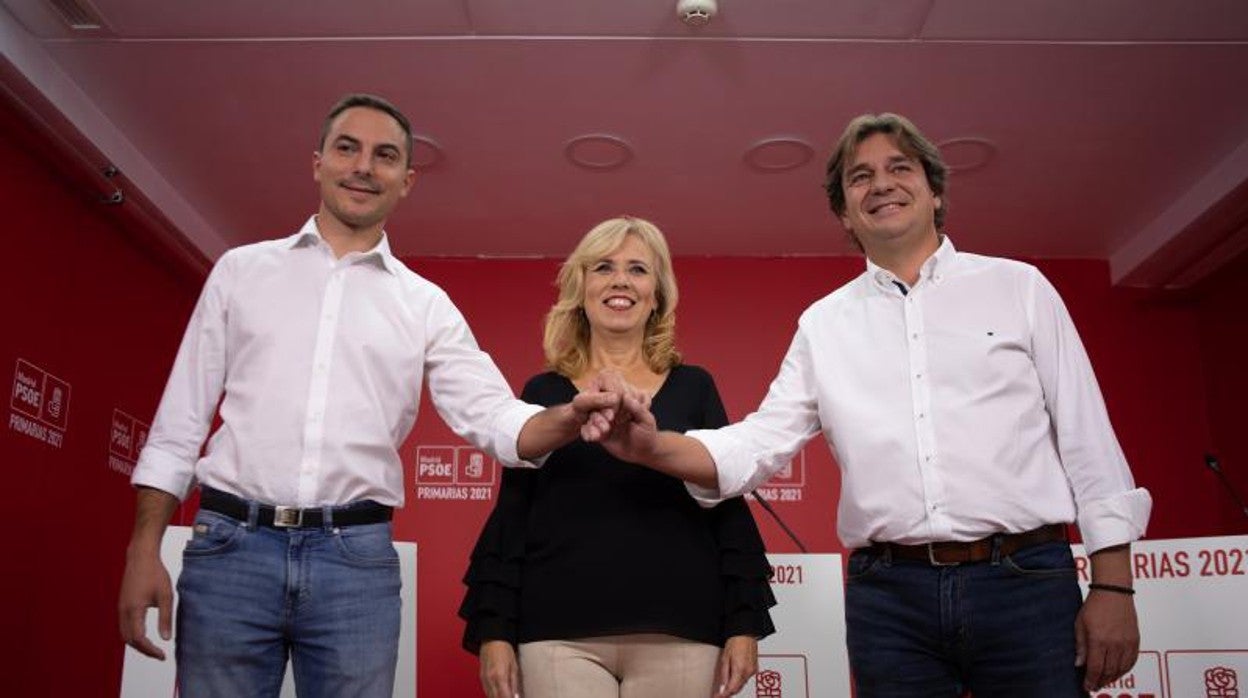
686, 324, 823, 505
131, 252, 234, 501
422, 291, 544, 468
1026, 268, 1151, 553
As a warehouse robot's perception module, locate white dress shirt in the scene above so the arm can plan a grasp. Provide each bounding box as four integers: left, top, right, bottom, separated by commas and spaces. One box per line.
132, 217, 543, 507
689, 237, 1151, 554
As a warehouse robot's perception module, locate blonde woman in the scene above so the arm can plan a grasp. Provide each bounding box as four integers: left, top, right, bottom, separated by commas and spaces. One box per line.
460, 216, 775, 698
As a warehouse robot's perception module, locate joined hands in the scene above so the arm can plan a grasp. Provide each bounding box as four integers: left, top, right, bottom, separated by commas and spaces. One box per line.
573, 369, 659, 464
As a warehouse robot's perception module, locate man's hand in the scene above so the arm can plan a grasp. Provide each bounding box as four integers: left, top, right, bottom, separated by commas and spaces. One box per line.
117, 549, 174, 660
516, 382, 621, 459
577, 369, 651, 444
1075, 589, 1139, 691
586, 391, 660, 464
478, 640, 521, 698
714, 635, 759, 696
118, 486, 179, 660
579, 368, 720, 488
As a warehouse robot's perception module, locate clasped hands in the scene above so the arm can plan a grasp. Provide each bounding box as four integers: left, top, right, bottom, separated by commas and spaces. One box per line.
570, 369, 657, 459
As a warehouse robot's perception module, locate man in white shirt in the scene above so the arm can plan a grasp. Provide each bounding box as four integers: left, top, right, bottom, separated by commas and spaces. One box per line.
586, 113, 1151, 696
117, 93, 620, 698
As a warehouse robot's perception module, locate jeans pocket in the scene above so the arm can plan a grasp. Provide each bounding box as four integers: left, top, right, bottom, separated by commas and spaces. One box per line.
1002, 541, 1077, 579
183, 510, 245, 557
846, 551, 884, 582
334, 523, 400, 567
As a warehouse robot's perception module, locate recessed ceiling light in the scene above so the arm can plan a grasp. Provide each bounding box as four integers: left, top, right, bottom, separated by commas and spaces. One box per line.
412, 136, 443, 170
564, 134, 634, 171
936, 137, 996, 174
744, 137, 814, 173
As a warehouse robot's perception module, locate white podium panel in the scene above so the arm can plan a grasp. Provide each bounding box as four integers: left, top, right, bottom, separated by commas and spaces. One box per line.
749, 553, 852, 697
1072, 535, 1248, 698
120, 526, 417, 697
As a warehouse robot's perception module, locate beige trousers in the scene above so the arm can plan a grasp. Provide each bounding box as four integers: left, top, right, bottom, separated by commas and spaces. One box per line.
518, 633, 721, 698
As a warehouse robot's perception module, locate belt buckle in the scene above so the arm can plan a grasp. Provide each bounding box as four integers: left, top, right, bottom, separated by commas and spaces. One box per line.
927, 542, 960, 566
273, 506, 303, 528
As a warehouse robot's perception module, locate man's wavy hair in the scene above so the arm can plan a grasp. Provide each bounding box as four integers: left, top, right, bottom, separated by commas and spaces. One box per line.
543, 216, 681, 378
824, 113, 948, 250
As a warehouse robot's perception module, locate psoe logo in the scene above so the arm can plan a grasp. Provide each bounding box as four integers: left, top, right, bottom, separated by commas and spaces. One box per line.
9, 358, 71, 448
109, 409, 150, 477
414, 446, 456, 485
755, 669, 782, 698
456, 448, 496, 486
750, 655, 808, 698
752, 450, 807, 502
1165, 650, 1247, 698
1205, 665, 1238, 698
413, 445, 499, 501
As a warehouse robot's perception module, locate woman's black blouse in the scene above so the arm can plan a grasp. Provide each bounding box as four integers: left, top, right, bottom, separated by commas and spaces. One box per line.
459, 365, 776, 652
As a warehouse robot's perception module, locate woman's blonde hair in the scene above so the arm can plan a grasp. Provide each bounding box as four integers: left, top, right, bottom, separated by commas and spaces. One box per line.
543, 216, 681, 378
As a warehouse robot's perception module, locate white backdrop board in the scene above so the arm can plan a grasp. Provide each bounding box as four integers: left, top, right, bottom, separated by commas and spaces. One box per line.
120, 525, 417, 697
1072, 535, 1248, 698
749, 553, 852, 697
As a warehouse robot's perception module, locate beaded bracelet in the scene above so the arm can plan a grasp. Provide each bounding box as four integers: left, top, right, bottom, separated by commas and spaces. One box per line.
1088, 582, 1135, 596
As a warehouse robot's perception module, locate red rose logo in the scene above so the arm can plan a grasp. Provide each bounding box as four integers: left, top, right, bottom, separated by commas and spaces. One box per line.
755, 669, 782, 697
1205, 666, 1239, 697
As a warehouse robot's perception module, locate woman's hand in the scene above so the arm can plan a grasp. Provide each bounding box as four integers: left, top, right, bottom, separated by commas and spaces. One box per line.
479, 640, 521, 698
713, 635, 759, 696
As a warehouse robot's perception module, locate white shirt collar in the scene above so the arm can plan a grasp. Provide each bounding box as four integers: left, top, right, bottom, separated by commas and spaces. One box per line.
289, 215, 397, 274
865, 235, 957, 293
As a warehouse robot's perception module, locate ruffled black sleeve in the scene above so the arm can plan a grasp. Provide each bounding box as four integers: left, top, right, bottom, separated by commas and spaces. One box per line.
696, 368, 778, 640
457, 378, 543, 654
712, 497, 778, 639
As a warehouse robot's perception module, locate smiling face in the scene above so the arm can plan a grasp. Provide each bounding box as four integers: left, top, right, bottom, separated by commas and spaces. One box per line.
313, 106, 415, 235
581, 233, 659, 341
838, 132, 942, 255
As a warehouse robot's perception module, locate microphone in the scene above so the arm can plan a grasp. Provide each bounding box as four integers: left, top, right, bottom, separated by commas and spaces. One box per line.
748, 492, 809, 553
1204, 453, 1248, 520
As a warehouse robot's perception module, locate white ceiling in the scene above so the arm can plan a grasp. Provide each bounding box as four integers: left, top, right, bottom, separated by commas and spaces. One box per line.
3, 0, 1248, 288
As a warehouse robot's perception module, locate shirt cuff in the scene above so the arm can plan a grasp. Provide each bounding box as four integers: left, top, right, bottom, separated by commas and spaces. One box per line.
687, 428, 753, 501
493, 401, 547, 468
684, 481, 722, 508
1077, 487, 1153, 554
130, 445, 196, 501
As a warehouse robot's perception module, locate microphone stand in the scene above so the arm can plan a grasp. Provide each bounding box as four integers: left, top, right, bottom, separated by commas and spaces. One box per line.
1205, 454, 1248, 520
748, 492, 809, 553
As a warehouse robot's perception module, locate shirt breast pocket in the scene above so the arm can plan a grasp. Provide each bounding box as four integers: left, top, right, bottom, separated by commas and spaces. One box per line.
930, 319, 1032, 391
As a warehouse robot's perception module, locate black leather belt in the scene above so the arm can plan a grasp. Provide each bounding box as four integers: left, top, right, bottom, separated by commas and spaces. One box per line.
200, 487, 392, 529
865, 523, 1068, 566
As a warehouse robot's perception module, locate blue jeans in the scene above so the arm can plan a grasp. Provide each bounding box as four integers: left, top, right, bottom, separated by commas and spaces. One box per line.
175, 505, 401, 698
845, 540, 1087, 698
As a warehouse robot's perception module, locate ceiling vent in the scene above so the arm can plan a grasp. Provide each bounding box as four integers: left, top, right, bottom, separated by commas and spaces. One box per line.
46, 0, 106, 31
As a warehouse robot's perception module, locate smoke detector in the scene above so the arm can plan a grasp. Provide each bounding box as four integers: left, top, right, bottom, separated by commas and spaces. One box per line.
677, 0, 717, 27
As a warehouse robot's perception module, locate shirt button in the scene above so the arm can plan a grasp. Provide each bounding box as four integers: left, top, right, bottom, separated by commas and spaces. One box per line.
915, 373, 923, 379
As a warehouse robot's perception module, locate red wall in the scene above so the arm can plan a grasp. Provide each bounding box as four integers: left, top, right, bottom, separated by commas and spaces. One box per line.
0, 118, 200, 694
4, 108, 1244, 694
1195, 250, 1248, 534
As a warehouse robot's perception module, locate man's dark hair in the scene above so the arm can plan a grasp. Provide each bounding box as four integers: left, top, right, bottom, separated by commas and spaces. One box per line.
318, 93, 413, 167
824, 113, 949, 250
